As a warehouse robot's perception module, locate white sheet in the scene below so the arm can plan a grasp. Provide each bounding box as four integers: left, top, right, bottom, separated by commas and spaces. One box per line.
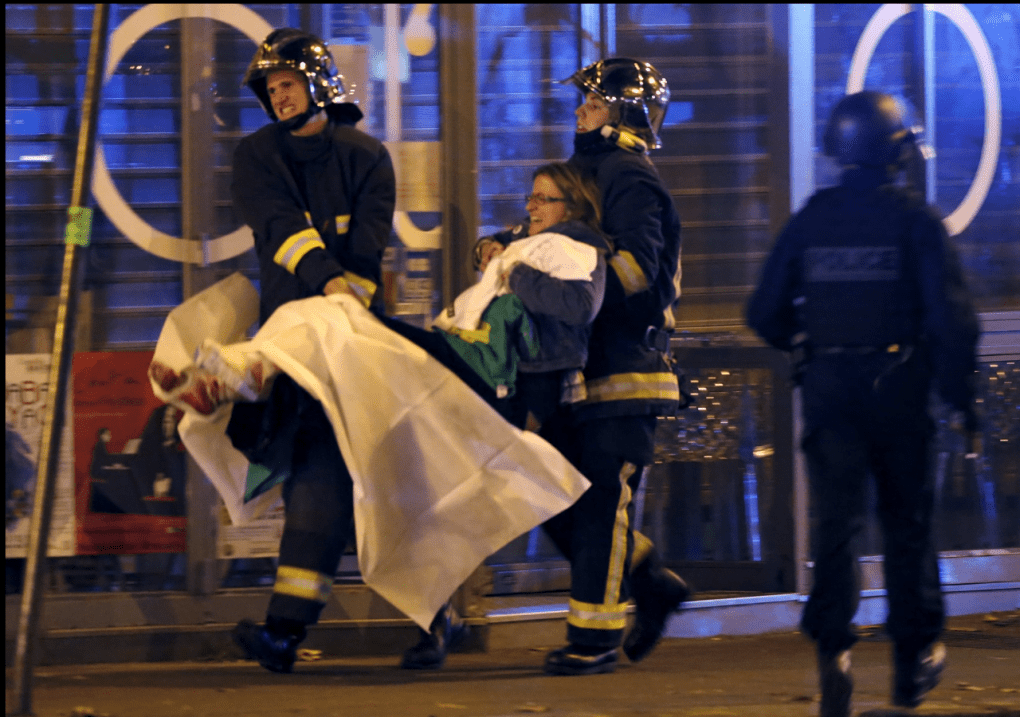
150, 273, 589, 629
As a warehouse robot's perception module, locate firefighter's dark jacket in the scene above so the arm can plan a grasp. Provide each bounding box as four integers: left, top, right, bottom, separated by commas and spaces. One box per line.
747, 165, 980, 425
232, 117, 396, 324
568, 130, 684, 420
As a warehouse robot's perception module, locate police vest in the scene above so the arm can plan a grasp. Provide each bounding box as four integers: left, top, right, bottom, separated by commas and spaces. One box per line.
798, 185, 922, 348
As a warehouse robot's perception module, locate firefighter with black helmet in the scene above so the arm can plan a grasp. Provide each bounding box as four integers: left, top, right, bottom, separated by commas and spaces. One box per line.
243, 28, 364, 132
234, 27, 394, 323
747, 90, 980, 717
516, 57, 689, 676
229, 28, 395, 673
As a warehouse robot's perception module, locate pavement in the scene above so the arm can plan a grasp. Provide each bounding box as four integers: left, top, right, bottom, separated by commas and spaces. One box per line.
7, 612, 1020, 717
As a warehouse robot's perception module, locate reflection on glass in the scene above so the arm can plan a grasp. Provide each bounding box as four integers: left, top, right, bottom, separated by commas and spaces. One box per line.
645, 360, 775, 563
930, 360, 1020, 552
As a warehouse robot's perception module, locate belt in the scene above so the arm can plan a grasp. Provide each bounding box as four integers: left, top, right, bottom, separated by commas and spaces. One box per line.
643, 326, 671, 352
814, 343, 907, 356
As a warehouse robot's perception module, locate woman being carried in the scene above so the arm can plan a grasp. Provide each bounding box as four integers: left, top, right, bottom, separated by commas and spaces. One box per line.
387, 161, 610, 431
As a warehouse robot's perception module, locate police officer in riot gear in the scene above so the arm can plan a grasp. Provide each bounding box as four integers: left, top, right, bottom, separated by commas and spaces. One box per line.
229, 28, 396, 672
747, 91, 980, 717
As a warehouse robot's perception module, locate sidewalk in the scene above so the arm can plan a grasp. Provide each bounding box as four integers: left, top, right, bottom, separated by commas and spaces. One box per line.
8, 612, 1019, 717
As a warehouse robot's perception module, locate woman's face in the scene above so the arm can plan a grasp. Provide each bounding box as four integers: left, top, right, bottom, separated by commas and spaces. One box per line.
526, 174, 568, 236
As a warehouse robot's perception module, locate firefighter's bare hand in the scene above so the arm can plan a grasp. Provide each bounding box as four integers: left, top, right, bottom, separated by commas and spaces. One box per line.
477, 240, 505, 272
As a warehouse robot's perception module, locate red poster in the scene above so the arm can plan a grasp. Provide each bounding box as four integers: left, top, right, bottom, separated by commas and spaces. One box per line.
73, 352, 187, 554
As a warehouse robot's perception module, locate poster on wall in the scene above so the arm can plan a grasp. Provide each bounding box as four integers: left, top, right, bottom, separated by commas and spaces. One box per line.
72, 351, 187, 554
216, 501, 285, 559
5, 354, 76, 557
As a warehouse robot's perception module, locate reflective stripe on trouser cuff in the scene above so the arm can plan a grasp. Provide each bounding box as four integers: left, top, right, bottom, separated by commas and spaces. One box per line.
567, 598, 628, 631
343, 271, 377, 309
273, 565, 332, 603
274, 228, 327, 274
583, 372, 680, 404
609, 250, 649, 296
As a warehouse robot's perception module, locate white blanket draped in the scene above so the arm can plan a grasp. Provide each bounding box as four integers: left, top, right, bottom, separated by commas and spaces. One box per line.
150, 273, 589, 629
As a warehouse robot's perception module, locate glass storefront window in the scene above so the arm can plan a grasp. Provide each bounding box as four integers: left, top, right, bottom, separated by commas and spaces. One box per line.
6, 4, 1016, 598
814, 4, 1019, 312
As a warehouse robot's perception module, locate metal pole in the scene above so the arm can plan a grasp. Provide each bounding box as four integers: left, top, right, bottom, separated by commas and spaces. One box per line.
9, 5, 109, 715
787, 3, 815, 596
385, 3, 402, 144
437, 4, 486, 618
439, 3, 478, 306
912, 3, 937, 203
180, 17, 223, 596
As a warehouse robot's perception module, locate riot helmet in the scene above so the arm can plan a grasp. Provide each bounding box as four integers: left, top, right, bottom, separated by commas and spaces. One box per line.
243, 28, 361, 130
561, 58, 670, 149
822, 91, 919, 169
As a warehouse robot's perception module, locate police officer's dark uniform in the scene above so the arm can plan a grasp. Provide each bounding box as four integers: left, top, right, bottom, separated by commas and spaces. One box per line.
228, 29, 395, 674
747, 91, 979, 717
536, 59, 690, 675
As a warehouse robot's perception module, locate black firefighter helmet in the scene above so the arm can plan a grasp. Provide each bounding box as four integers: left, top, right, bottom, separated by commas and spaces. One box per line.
242, 28, 362, 129
561, 57, 670, 149
822, 90, 921, 169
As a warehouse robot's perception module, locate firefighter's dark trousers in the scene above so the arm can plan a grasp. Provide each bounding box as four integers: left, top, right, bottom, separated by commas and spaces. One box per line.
542, 414, 658, 649
266, 392, 354, 627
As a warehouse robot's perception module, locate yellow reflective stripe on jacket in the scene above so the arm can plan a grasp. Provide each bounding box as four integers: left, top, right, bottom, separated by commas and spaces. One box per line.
442, 322, 492, 345
583, 372, 680, 404
605, 462, 636, 606
335, 214, 351, 234
274, 228, 327, 274
343, 271, 377, 309
273, 565, 332, 603
566, 598, 628, 631
609, 250, 648, 297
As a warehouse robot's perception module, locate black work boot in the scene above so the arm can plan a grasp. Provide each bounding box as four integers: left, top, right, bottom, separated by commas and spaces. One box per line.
544, 643, 619, 676
232, 618, 305, 673
893, 640, 945, 708
623, 564, 691, 662
400, 602, 467, 670
818, 648, 853, 717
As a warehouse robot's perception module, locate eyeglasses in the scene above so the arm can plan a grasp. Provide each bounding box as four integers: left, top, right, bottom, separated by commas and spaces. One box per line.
525, 193, 566, 206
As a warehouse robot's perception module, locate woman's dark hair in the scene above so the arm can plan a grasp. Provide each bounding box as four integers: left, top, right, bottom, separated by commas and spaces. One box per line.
532, 162, 603, 235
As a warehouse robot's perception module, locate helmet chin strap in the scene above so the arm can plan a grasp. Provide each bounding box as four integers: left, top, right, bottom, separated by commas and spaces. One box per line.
600, 124, 648, 154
